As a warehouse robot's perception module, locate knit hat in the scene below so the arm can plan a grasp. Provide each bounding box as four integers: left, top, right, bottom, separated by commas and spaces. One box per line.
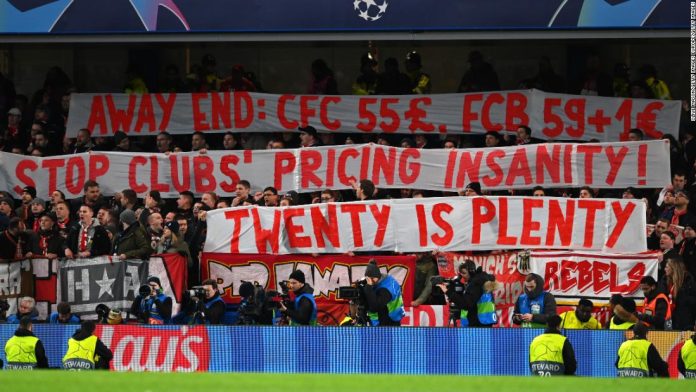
147, 276, 162, 287
298, 125, 318, 138
22, 186, 37, 199
0, 197, 14, 207
464, 182, 482, 196
119, 209, 137, 225
7, 108, 21, 116
30, 197, 45, 206
41, 212, 57, 222
164, 220, 179, 235
289, 269, 305, 284
113, 131, 128, 145
365, 260, 381, 279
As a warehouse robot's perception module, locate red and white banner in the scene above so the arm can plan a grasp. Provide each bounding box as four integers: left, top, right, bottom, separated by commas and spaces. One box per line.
204, 197, 647, 254
0, 140, 670, 198
200, 253, 416, 325
66, 90, 681, 142
530, 250, 659, 304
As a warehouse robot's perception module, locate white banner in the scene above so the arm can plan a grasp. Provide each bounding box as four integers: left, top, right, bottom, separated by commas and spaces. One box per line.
66, 90, 681, 142
529, 250, 659, 303
204, 197, 647, 254
0, 141, 670, 198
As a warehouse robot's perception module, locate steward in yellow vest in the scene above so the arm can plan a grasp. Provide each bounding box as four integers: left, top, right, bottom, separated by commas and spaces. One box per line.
4, 316, 49, 370
62, 320, 113, 370
678, 323, 696, 378
559, 299, 602, 329
607, 297, 638, 330
529, 315, 577, 376
616, 322, 669, 377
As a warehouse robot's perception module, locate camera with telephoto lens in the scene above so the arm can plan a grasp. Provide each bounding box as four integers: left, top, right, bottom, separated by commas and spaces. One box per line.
265, 280, 291, 309
139, 284, 153, 298
187, 286, 207, 299
431, 275, 466, 322
337, 279, 367, 301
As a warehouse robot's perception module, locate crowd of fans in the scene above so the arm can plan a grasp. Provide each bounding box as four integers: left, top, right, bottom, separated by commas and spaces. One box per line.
0, 51, 694, 330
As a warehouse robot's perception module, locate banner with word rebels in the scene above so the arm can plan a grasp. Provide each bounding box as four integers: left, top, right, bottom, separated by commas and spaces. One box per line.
66, 90, 680, 141
201, 253, 416, 325
0, 140, 670, 198
529, 251, 659, 304
204, 197, 647, 254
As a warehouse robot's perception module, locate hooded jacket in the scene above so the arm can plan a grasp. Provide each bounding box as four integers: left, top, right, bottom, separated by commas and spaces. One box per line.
447, 267, 495, 327
69, 327, 113, 369
513, 273, 557, 326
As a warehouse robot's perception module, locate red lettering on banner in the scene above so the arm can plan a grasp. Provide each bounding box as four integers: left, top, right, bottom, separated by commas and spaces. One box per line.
605, 201, 637, 249
506, 148, 533, 186
637, 143, 647, 186
337, 148, 359, 186
359, 146, 370, 181
578, 199, 605, 248
564, 98, 586, 138
154, 93, 176, 131
431, 203, 454, 247
625, 263, 645, 293
444, 151, 457, 188
593, 261, 610, 293
604, 146, 628, 185
86, 96, 107, 135
14, 159, 38, 195
536, 145, 560, 185
369, 204, 391, 247
277, 95, 299, 129
636, 102, 662, 139
88, 154, 109, 182
481, 149, 504, 187
300, 149, 323, 188
472, 197, 496, 244
310, 204, 340, 249
481, 93, 504, 131
211, 92, 231, 130
496, 198, 516, 245
546, 199, 575, 247
371, 147, 396, 185
134, 94, 155, 133
577, 260, 593, 292
251, 208, 281, 254
358, 98, 378, 132
521, 198, 543, 246
340, 204, 367, 248
148, 157, 169, 192
415, 204, 428, 247
405, 97, 434, 132
505, 93, 529, 130
542, 98, 563, 138
284, 208, 311, 248
563, 144, 574, 183
224, 209, 250, 253
299, 95, 318, 128
219, 155, 241, 193
325, 148, 336, 188
545, 259, 645, 295
65, 157, 86, 195
615, 99, 633, 140
128, 156, 148, 193
273, 152, 296, 190
462, 94, 483, 132
560, 260, 577, 291
106, 95, 136, 132
398, 148, 420, 185
169, 155, 191, 193
41, 158, 63, 195
379, 98, 401, 132
545, 262, 560, 291
320, 97, 341, 130
193, 156, 216, 192
234, 92, 253, 129
455, 151, 483, 189
191, 93, 210, 131
576, 145, 602, 185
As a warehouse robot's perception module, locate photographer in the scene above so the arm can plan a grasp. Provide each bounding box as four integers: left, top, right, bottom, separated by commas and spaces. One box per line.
174, 279, 225, 325
280, 270, 317, 326
361, 260, 404, 327
130, 276, 172, 324
237, 281, 275, 325
437, 260, 498, 327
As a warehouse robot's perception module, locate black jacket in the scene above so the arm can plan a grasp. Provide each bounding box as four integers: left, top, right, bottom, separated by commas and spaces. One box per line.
664, 274, 696, 330
37, 229, 64, 256
362, 275, 401, 326
637, 289, 670, 330
615, 338, 669, 377
70, 327, 113, 370
513, 273, 557, 326
446, 269, 494, 327
0, 229, 38, 260
65, 221, 112, 256
285, 284, 315, 325
130, 293, 173, 324
11, 328, 49, 369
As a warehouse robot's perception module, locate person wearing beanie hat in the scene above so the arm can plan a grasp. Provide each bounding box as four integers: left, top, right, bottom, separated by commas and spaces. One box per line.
112, 208, 151, 261
616, 322, 669, 377
36, 212, 62, 259
361, 259, 405, 326
112, 131, 130, 151
298, 125, 323, 147
461, 182, 482, 197
130, 275, 172, 325
529, 314, 577, 376
437, 260, 498, 328
281, 269, 317, 325
155, 220, 191, 264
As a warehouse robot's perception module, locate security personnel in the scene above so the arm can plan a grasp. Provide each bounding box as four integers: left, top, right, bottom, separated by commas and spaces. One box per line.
404, 51, 431, 94
637, 276, 671, 330
616, 322, 669, 377
513, 273, 557, 328
4, 316, 49, 370
609, 297, 638, 330
678, 322, 696, 378
362, 259, 404, 326
559, 299, 602, 329
280, 270, 317, 326
130, 276, 172, 324
438, 261, 498, 327
529, 315, 577, 376
63, 320, 113, 370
